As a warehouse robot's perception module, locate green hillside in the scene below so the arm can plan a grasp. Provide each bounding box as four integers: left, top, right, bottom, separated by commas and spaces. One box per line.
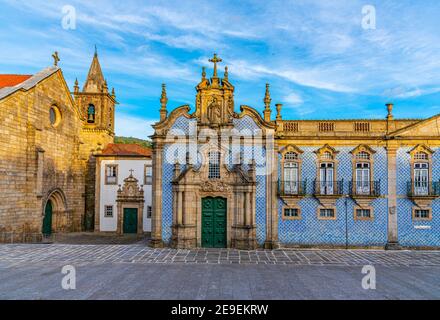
114, 136, 152, 148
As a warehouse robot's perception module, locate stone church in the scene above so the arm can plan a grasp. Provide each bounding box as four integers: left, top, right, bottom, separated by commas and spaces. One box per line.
0, 49, 116, 241
151, 54, 440, 250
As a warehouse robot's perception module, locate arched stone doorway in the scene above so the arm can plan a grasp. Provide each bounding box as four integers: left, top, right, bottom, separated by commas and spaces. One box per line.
42, 200, 53, 235
42, 189, 69, 235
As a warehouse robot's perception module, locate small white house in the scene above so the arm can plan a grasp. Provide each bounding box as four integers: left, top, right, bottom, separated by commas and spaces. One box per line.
95, 143, 152, 234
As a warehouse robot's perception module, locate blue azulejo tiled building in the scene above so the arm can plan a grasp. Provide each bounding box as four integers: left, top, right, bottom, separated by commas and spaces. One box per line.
150, 54, 440, 250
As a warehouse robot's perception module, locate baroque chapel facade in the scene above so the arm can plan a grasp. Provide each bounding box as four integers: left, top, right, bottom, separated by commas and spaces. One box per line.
151, 54, 440, 250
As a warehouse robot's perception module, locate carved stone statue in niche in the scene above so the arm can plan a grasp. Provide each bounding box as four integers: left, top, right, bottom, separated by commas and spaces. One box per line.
208, 97, 222, 125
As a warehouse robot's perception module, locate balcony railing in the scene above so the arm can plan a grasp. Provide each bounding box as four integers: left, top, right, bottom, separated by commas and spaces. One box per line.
313, 180, 344, 196
278, 180, 307, 197
407, 181, 440, 197
348, 180, 381, 197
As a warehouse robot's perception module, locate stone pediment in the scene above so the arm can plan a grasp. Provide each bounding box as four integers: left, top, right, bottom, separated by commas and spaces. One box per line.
117, 172, 144, 202
389, 114, 440, 138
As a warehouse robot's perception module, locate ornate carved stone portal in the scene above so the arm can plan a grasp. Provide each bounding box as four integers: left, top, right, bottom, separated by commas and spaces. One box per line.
171, 151, 258, 250
116, 171, 144, 235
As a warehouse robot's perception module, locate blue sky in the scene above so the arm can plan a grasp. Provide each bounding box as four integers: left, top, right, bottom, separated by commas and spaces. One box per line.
1, 0, 440, 139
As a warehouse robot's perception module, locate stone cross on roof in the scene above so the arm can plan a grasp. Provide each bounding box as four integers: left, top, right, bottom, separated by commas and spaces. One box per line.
209, 53, 222, 78
52, 51, 60, 67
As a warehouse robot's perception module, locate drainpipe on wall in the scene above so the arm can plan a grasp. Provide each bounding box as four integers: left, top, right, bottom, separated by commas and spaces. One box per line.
345, 195, 349, 249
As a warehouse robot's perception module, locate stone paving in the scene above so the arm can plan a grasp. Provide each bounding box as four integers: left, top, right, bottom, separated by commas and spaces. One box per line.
1, 244, 440, 299
1, 243, 440, 267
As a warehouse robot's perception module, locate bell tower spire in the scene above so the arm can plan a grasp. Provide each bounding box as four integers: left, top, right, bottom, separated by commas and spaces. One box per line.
74, 47, 117, 135
83, 47, 106, 93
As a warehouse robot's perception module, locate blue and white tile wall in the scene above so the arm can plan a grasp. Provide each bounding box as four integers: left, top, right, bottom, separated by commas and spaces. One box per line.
161, 116, 193, 244
234, 116, 267, 245
278, 146, 388, 246
397, 147, 440, 247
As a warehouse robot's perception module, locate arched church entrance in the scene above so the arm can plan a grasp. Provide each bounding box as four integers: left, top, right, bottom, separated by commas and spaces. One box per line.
201, 197, 227, 248
42, 200, 53, 236
42, 189, 68, 235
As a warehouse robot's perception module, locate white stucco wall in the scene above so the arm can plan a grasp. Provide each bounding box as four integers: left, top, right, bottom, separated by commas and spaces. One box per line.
99, 159, 152, 232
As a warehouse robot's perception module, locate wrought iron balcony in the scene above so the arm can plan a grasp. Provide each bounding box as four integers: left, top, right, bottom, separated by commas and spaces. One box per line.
278, 180, 307, 197
348, 180, 381, 197
407, 181, 440, 198
313, 180, 344, 196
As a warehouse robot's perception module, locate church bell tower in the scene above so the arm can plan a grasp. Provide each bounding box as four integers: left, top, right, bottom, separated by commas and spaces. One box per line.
74, 47, 117, 139
74, 47, 117, 231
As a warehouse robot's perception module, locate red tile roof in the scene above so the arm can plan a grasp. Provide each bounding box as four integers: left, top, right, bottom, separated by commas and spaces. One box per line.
100, 143, 152, 157
0, 74, 32, 89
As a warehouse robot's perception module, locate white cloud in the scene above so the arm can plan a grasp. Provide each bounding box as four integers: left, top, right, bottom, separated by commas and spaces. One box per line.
225, 59, 356, 93
284, 92, 303, 105
115, 113, 156, 139
383, 87, 440, 99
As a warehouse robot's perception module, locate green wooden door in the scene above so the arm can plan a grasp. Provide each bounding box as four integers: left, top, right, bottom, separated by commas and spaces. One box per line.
123, 208, 138, 234
202, 197, 227, 248
42, 200, 52, 236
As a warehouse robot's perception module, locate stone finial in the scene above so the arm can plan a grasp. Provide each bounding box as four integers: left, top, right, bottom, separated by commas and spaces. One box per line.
248, 159, 256, 179
386, 102, 394, 120
160, 84, 168, 121
224, 66, 229, 80
173, 160, 181, 178
275, 103, 283, 121
52, 51, 60, 67
111, 87, 116, 99
263, 83, 272, 122
202, 67, 206, 80
264, 84, 271, 108
74, 78, 79, 93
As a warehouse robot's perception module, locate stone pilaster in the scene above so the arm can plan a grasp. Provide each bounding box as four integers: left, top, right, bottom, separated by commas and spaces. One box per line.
150, 141, 164, 247
386, 143, 400, 250
264, 136, 280, 249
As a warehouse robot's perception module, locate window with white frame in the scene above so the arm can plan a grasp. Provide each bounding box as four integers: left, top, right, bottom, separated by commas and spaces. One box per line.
208, 151, 221, 179
319, 208, 335, 218
414, 162, 429, 195
105, 164, 118, 185
147, 205, 152, 218
414, 209, 430, 220
319, 162, 334, 195
355, 208, 372, 219
104, 205, 113, 218
144, 164, 152, 184
322, 151, 333, 160
284, 152, 299, 194
356, 151, 370, 160
284, 208, 299, 218
355, 162, 371, 194
414, 152, 428, 160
